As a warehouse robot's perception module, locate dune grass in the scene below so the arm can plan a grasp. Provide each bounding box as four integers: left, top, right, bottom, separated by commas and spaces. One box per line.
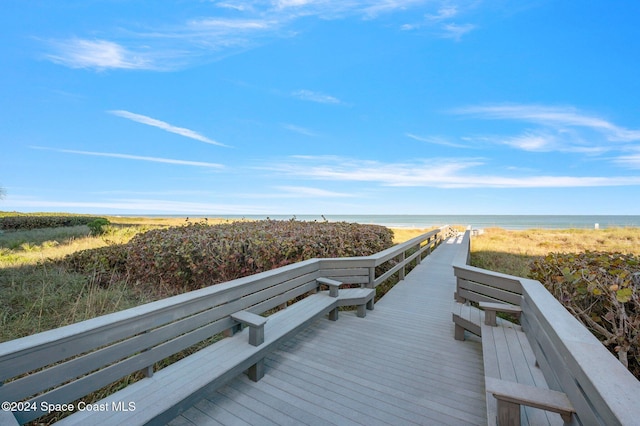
470, 227, 640, 277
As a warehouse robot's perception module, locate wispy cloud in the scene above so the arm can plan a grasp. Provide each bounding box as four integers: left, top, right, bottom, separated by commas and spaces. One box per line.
401, 4, 476, 40
291, 89, 342, 104
7, 198, 269, 214
274, 0, 316, 9
426, 6, 459, 21
282, 123, 319, 136
614, 153, 640, 169
440, 23, 476, 40
275, 186, 352, 197
45, 39, 155, 70
43, 1, 469, 71
108, 110, 227, 146
405, 133, 469, 148
31, 146, 224, 168
455, 104, 640, 142
270, 155, 640, 188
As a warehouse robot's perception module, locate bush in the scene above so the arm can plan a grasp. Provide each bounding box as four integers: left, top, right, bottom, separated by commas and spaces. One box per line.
125, 220, 394, 292
87, 218, 111, 236
0, 214, 106, 231
59, 244, 130, 287
530, 251, 640, 378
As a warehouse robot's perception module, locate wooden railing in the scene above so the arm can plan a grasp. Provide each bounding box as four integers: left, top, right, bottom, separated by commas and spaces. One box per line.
452, 229, 640, 425
0, 226, 447, 425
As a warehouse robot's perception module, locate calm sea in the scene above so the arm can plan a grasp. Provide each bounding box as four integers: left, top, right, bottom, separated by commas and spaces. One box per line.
206, 215, 640, 230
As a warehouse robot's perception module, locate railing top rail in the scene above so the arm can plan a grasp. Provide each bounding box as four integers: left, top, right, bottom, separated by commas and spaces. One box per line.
371, 227, 444, 266
0, 258, 320, 360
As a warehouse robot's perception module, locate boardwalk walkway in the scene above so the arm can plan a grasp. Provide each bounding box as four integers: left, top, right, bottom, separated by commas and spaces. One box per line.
168, 236, 486, 425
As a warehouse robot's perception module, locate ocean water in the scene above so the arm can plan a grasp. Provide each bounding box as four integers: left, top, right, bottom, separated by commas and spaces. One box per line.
210, 214, 640, 230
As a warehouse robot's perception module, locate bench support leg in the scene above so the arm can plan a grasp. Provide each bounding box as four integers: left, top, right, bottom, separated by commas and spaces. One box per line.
454, 323, 465, 341
329, 308, 338, 321
366, 298, 374, 311
485, 310, 497, 326
496, 399, 521, 426
248, 359, 265, 382
223, 324, 242, 337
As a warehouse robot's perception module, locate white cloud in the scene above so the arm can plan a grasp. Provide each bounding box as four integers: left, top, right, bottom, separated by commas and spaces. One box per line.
614, 153, 640, 169
440, 23, 476, 40
6, 198, 269, 214
215, 2, 252, 12
455, 104, 640, 142
427, 6, 459, 21
292, 89, 342, 104
274, 0, 315, 9
282, 123, 319, 136
108, 110, 227, 146
45, 39, 154, 70
31, 146, 224, 168
269, 155, 640, 188
362, 0, 429, 18
275, 186, 351, 197
43, 1, 460, 71
502, 131, 554, 151
187, 18, 272, 30
405, 133, 469, 148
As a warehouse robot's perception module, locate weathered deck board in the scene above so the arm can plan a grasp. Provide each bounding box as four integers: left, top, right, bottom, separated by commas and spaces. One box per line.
168, 237, 486, 425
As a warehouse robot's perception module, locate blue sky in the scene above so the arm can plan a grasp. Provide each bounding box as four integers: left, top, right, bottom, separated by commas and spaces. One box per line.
2, 1, 640, 216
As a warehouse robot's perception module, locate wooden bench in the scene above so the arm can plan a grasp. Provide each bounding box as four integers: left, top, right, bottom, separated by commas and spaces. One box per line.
317, 277, 375, 320
480, 303, 575, 426
452, 301, 483, 340
0, 270, 374, 426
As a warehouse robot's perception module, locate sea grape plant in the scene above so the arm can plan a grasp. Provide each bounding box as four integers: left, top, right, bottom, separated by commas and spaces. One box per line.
60, 219, 395, 294
119, 220, 393, 292
530, 251, 640, 378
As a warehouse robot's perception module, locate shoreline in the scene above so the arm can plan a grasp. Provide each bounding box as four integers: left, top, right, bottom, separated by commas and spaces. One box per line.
4, 212, 640, 231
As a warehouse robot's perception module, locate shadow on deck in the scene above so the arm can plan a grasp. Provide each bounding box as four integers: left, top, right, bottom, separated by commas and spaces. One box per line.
169, 237, 486, 426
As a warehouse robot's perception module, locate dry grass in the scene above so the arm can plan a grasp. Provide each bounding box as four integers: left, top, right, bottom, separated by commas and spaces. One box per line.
390, 227, 435, 244
470, 227, 640, 277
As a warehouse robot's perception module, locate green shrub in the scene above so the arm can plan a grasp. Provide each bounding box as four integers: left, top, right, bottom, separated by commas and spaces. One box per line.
530, 251, 640, 379
87, 218, 111, 236
0, 214, 106, 231
59, 244, 129, 287
125, 220, 394, 292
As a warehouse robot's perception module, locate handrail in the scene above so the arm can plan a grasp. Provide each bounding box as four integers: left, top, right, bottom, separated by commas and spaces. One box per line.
452, 229, 640, 425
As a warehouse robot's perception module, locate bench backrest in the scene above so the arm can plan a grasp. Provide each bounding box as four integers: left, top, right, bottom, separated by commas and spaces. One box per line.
453, 231, 522, 306
0, 259, 323, 424
0, 227, 444, 424
452, 230, 640, 425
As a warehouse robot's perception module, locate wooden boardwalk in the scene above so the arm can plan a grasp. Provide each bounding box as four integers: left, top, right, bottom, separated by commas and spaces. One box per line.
168, 237, 486, 426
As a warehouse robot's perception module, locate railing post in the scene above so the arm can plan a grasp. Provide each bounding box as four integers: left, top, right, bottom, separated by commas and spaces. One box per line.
141, 330, 154, 377
368, 266, 375, 289
399, 252, 405, 280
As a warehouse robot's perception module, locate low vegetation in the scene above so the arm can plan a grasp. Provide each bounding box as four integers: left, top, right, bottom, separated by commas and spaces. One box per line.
471, 227, 640, 379
62, 219, 394, 295
0, 213, 106, 231
470, 227, 640, 277
1, 216, 394, 341
530, 251, 640, 378
3, 216, 640, 380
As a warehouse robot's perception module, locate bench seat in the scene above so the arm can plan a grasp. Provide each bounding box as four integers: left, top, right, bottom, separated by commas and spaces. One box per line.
320, 287, 375, 319
56, 293, 339, 426
452, 301, 483, 340
481, 317, 574, 425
